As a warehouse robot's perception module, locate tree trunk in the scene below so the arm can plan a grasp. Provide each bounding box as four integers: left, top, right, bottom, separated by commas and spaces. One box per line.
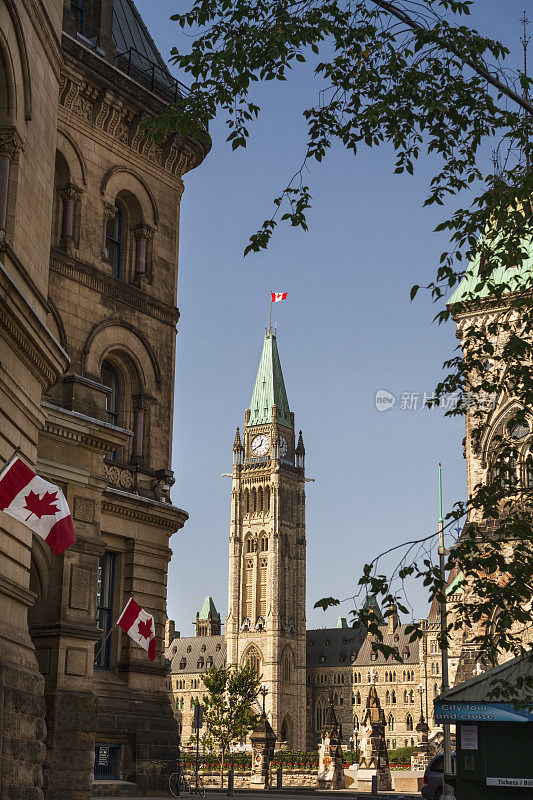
220, 748, 225, 788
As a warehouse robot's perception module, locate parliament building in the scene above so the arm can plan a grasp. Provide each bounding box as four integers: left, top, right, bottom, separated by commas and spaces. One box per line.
165, 330, 446, 752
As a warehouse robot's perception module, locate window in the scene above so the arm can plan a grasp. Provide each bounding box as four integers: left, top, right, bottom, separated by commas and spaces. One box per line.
282, 650, 293, 682
71, 0, 85, 33
356, 691, 361, 705
261, 536, 268, 551
187, 645, 192, 653
370, 652, 377, 662
244, 558, 253, 619
388, 714, 395, 731
180, 658, 186, 670
404, 690, 408, 704
216, 644, 221, 652
245, 646, 261, 677
386, 690, 391, 704
197, 658, 204, 669
101, 359, 121, 432
106, 205, 123, 279
406, 714, 413, 731
410, 690, 414, 704
95, 552, 115, 668
391, 690, 396, 704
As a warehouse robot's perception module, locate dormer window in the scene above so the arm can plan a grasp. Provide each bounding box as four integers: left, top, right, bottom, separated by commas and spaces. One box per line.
187, 645, 192, 653
201, 644, 206, 652
216, 644, 221, 652
197, 657, 204, 669
179, 658, 186, 670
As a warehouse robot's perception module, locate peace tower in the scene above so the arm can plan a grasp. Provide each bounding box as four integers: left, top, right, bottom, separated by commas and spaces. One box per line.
226, 329, 307, 750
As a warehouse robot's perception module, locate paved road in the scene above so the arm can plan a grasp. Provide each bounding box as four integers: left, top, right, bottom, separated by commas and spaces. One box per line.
93, 792, 420, 800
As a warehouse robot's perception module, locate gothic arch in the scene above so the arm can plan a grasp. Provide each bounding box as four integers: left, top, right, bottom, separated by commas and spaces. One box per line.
0, 0, 32, 121
241, 644, 262, 677
481, 399, 528, 462
281, 645, 294, 682
280, 714, 293, 748
57, 128, 87, 186
82, 319, 161, 392
101, 166, 158, 226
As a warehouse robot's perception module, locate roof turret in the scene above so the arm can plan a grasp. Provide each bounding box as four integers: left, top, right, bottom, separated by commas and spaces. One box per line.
296, 430, 305, 455
247, 330, 292, 429
233, 427, 243, 451
198, 596, 220, 621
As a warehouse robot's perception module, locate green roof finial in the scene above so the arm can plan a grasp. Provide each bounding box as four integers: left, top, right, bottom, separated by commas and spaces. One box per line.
247, 330, 293, 428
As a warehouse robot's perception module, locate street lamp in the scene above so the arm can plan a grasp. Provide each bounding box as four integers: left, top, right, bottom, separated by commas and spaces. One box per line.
259, 684, 268, 716
418, 683, 424, 722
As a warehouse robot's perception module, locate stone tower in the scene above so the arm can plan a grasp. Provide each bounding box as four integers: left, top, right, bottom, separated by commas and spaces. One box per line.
196, 596, 222, 636
226, 329, 307, 750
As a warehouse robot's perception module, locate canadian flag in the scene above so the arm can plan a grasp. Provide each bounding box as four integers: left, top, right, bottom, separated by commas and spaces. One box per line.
271, 292, 288, 303
117, 598, 156, 661
0, 457, 76, 554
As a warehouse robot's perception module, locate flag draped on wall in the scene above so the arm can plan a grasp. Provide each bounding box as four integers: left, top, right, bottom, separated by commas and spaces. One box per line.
117, 597, 157, 661
0, 457, 76, 554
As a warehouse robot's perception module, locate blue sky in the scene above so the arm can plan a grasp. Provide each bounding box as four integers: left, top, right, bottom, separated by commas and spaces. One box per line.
134, 0, 527, 636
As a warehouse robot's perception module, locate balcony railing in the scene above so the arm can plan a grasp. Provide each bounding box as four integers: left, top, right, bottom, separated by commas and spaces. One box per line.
113, 47, 188, 103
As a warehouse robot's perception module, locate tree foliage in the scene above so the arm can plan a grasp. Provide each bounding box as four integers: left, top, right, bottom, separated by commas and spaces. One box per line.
150, 0, 533, 704
201, 663, 260, 781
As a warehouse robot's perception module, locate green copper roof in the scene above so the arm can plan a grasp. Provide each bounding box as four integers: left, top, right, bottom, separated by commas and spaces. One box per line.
198, 596, 220, 621
448, 238, 533, 305
247, 331, 293, 428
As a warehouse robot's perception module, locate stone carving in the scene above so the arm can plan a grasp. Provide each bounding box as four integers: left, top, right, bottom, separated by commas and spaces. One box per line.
133, 223, 155, 242
152, 473, 174, 503
104, 462, 135, 490
317, 696, 344, 789
356, 683, 392, 792
103, 202, 118, 221
69, 565, 91, 611
58, 183, 83, 204
0, 128, 23, 160
74, 496, 95, 523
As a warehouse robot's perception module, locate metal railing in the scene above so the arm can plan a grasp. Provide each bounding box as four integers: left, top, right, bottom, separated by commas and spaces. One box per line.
113, 47, 188, 103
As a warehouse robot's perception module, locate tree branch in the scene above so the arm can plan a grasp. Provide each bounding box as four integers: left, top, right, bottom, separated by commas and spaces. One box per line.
371, 0, 533, 116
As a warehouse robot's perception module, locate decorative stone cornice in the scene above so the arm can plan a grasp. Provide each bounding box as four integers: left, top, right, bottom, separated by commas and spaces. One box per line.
59, 182, 84, 203
0, 128, 23, 160
41, 401, 131, 454
102, 488, 188, 532
58, 62, 209, 178
50, 250, 180, 327
132, 223, 155, 242
132, 393, 156, 412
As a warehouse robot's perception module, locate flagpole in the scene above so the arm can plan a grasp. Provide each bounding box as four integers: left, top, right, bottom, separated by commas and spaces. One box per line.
0, 445, 22, 476
269, 296, 272, 334
94, 595, 134, 665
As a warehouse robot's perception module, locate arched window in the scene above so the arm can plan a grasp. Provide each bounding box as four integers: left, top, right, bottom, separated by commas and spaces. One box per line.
356, 691, 361, 705
333, 693, 338, 705
392, 690, 396, 704
388, 714, 395, 731
393, 671, 397, 682
261, 536, 268, 551
403, 671, 406, 682
106, 204, 123, 278
404, 690, 408, 704
101, 360, 121, 427
244, 645, 262, 678
434, 683, 439, 696
252, 488, 257, 512
354, 714, 359, 730
282, 649, 293, 682
245, 490, 250, 514
386, 690, 391, 705
431, 663, 435, 675
258, 487, 263, 511
406, 713, 413, 731
410, 690, 414, 704
266, 485, 270, 511
244, 556, 253, 618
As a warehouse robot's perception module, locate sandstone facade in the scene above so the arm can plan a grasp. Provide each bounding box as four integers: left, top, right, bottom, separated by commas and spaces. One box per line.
0, 1, 208, 797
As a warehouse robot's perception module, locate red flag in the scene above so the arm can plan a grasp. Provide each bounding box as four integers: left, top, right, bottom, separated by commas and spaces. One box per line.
117, 598, 156, 661
0, 457, 76, 554
271, 292, 287, 303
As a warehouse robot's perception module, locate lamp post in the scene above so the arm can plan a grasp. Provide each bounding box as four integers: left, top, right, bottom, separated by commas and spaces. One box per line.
259, 685, 268, 716
418, 683, 424, 723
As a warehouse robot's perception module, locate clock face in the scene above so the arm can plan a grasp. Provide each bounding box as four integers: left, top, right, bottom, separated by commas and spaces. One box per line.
251, 434, 270, 456
279, 437, 288, 458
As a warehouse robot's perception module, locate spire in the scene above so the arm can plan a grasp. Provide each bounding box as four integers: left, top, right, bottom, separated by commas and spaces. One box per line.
233, 427, 243, 451
247, 331, 292, 428
296, 430, 305, 455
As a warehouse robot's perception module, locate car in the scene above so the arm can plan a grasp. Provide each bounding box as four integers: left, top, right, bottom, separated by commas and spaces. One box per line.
421, 752, 456, 800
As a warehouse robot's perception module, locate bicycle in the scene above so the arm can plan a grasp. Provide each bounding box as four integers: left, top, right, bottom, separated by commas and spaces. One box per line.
169, 766, 206, 798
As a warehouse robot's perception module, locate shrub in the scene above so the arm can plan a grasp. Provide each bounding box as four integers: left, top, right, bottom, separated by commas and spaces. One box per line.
387, 746, 414, 764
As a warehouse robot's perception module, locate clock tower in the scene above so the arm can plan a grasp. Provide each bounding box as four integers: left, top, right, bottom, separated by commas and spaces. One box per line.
226, 329, 307, 750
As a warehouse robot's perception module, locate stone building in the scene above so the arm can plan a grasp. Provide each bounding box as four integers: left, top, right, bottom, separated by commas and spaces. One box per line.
166, 330, 444, 752
447, 244, 533, 684
0, 1, 208, 798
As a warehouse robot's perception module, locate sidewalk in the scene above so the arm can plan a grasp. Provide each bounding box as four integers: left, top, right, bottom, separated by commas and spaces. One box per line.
92, 791, 421, 800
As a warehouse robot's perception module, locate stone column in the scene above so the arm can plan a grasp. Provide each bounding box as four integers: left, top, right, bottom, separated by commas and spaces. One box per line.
411, 715, 430, 771
131, 394, 154, 465
102, 202, 117, 259
0, 128, 23, 237
132, 223, 155, 283
58, 183, 83, 252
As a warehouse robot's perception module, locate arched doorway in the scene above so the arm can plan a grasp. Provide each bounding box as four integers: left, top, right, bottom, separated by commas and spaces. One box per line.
280, 714, 293, 750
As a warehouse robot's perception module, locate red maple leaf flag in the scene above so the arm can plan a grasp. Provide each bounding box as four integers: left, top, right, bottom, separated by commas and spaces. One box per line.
271, 292, 288, 303
117, 598, 156, 661
0, 457, 76, 554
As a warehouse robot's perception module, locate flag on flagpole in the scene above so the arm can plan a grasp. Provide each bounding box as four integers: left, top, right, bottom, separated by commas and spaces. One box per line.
117, 598, 156, 661
271, 292, 287, 303
0, 457, 76, 554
